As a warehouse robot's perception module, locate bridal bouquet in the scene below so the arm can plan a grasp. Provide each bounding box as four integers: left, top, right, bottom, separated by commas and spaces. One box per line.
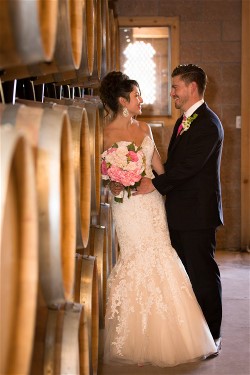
101, 141, 146, 203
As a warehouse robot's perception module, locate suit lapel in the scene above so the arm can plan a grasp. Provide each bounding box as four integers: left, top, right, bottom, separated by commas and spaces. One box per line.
168, 117, 183, 152
168, 116, 184, 154
168, 103, 207, 155
169, 132, 183, 154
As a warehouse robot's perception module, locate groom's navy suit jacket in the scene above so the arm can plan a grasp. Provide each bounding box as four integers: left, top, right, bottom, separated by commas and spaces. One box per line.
153, 102, 224, 231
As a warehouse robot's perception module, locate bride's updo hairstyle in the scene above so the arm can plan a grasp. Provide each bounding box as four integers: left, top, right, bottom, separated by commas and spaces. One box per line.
99, 71, 140, 117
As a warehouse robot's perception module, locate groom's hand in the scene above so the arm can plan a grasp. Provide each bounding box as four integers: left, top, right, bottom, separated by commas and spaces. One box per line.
133, 177, 155, 195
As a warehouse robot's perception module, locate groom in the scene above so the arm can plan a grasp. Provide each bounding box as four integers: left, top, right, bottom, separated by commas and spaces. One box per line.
136, 64, 224, 354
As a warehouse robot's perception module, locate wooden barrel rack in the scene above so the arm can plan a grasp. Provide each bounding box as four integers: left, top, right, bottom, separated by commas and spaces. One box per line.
0, 0, 120, 373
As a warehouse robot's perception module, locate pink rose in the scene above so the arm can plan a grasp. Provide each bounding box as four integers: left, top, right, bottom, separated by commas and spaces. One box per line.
108, 167, 142, 186
108, 165, 123, 183
107, 147, 117, 154
120, 169, 141, 186
101, 160, 108, 175
101, 141, 146, 202
127, 151, 138, 162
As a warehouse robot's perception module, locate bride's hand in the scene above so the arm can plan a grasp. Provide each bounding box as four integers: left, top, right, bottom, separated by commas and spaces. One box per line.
109, 181, 124, 196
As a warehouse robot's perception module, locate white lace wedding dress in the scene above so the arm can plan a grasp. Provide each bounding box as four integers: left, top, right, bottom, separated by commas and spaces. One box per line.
104, 136, 216, 367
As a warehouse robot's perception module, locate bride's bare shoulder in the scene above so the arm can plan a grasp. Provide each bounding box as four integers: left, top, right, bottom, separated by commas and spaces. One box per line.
103, 122, 119, 150
135, 119, 151, 136
103, 121, 117, 136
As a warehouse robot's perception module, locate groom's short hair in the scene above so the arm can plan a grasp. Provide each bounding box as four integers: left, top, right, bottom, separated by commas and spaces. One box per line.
172, 64, 207, 96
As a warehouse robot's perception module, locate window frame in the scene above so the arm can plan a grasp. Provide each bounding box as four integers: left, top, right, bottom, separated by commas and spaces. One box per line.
118, 16, 180, 127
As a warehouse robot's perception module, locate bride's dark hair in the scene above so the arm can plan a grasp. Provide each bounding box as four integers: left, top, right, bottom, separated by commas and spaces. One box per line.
99, 71, 139, 116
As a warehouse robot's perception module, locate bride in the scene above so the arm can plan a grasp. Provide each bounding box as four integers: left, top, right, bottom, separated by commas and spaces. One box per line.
99, 71, 217, 367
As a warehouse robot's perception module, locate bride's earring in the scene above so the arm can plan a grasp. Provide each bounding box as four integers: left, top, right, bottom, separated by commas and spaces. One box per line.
122, 107, 129, 117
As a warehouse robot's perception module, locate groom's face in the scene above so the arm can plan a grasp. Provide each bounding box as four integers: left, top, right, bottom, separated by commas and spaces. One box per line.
170, 75, 192, 112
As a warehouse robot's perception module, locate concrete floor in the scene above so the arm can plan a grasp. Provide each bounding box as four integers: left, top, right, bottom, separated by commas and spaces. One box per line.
97, 251, 250, 375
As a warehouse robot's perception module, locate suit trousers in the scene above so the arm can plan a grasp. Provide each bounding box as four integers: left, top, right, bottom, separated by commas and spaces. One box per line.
169, 227, 222, 340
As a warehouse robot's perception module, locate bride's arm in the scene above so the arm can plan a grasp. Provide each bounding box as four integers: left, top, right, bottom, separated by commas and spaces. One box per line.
146, 124, 165, 175
135, 147, 163, 195
137, 121, 164, 178
152, 149, 165, 175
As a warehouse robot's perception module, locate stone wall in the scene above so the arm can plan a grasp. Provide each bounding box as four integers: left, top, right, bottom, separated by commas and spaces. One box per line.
113, 0, 242, 250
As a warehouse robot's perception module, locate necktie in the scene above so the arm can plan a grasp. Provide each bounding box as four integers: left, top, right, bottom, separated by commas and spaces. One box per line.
176, 115, 187, 137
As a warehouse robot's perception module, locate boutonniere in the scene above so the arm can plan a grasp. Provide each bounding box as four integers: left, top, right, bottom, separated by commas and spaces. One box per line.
181, 113, 198, 134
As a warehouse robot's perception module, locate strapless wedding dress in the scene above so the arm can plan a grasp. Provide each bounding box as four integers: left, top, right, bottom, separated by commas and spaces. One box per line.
103, 136, 216, 367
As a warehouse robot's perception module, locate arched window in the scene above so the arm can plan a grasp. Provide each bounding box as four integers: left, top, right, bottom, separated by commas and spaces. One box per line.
123, 40, 156, 105
119, 17, 179, 125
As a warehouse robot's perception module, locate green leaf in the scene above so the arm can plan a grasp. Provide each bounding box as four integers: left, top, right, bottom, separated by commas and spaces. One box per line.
127, 143, 136, 151
114, 197, 123, 203
189, 113, 198, 122
126, 186, 131, 198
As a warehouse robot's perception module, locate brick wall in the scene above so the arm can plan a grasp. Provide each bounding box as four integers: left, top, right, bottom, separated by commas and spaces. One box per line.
113, 0, 242, 250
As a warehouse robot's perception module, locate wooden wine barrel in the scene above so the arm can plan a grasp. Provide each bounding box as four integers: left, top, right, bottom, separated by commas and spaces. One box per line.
73, 256, 91, 375
2, 0, 84, 82
96, 0, 103, 78
102, 191, 120, 268
43, 97, 104, 232
74, 255, 99, 375
63, 105, 92, 249
15, 98, 92, 248
54, 0, 83, 72
15, 98, 53, 109
44, 303, 83, 374
48, 102, 92, 249
76, 2, 89, 80
85, 0, 96, 76
0, 104, 76, 305
90, 0, 103, 79
88, 103, 101, 214
51, 0, 83, 81
69, 0, 84, 70
68, 97, 104, 217
100, 183, 109, 205
92, 197, 119, 271
89, 225, 108, 328
29, 285, 49, 375
43, 97, 93, 248
97, 203, 113, 275
83, 99, 103, 215
100, 0, 109, 77
114, 17, 120, 71
106, 196, 120, 268
33, 107, 76, 304
104, 0, 111, 73
30, 299, 84, 375
109, 9, 116, 71
76, 0, 97, 80
0, 0, 58, 69
0, 125, 38, 375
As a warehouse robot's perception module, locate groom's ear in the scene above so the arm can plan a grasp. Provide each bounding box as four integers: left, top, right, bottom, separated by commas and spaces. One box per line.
190, 81, 198, 96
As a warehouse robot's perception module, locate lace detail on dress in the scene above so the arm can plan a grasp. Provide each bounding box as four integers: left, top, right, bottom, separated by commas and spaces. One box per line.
140, 136, 155, 179
104, 136, 217, 366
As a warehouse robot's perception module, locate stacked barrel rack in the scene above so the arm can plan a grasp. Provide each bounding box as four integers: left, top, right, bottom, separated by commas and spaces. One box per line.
0, 1, 119, 374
